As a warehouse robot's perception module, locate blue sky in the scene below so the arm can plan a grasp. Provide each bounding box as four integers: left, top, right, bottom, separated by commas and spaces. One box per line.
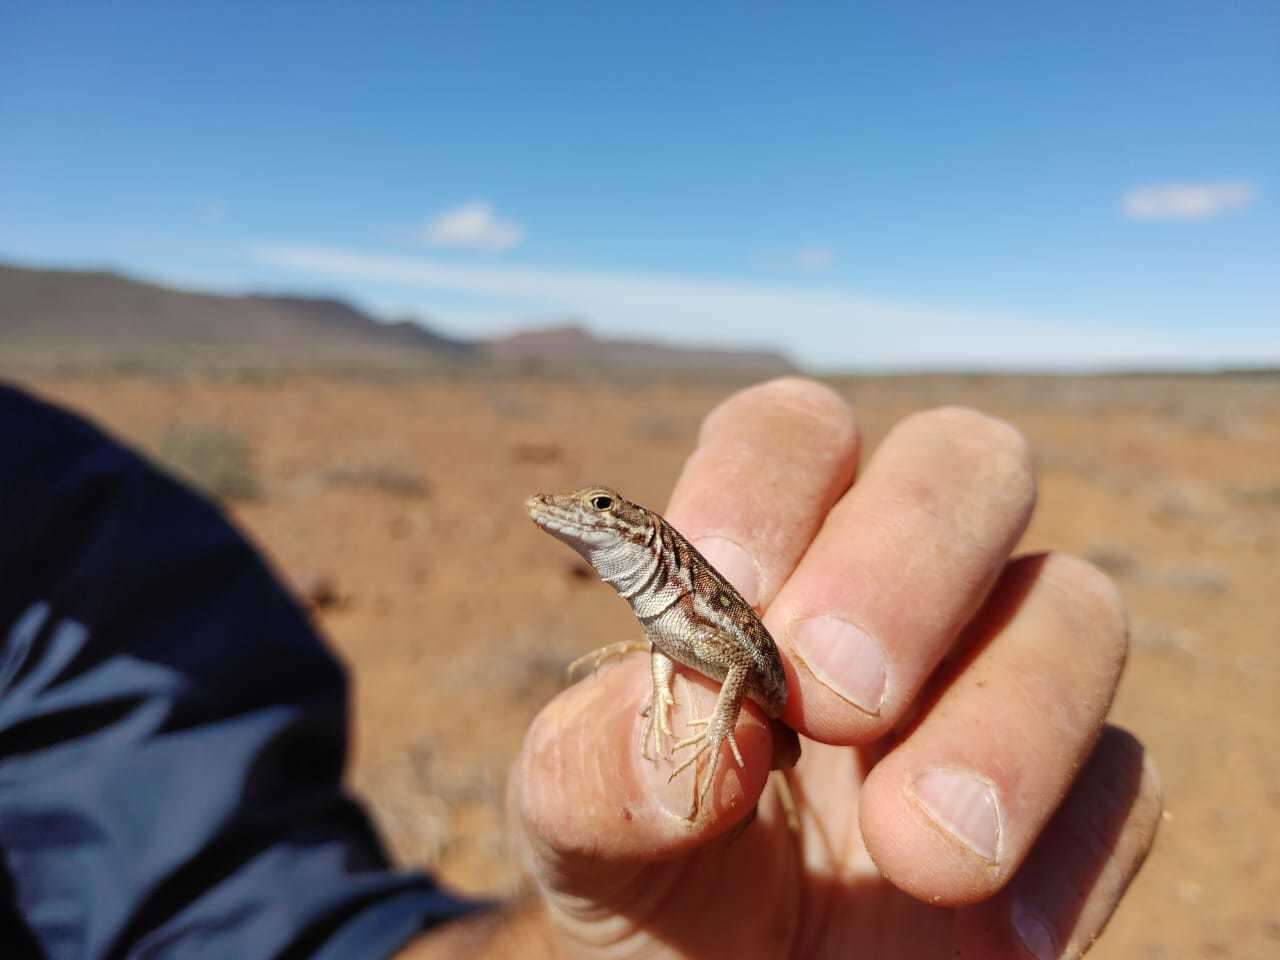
2, 2, 1276, 369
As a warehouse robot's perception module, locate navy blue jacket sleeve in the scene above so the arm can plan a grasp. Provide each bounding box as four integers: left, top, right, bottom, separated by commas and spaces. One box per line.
0, 384, 480, 959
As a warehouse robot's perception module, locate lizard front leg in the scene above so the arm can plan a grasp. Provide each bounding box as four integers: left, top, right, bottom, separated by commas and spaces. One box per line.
670, 661, 750, 818
571, 640, 677, 764
566, 638, 649, 682
641, 647, 677, 762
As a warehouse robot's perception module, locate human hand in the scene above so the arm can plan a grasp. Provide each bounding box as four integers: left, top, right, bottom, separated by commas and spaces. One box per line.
505, 378, 1162, 959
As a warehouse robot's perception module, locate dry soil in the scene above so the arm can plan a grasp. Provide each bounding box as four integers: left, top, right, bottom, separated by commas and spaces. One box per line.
10, 371, 1279, 959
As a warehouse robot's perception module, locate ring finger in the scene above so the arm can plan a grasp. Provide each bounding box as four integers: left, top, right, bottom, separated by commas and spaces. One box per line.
859, 552, 1132, 903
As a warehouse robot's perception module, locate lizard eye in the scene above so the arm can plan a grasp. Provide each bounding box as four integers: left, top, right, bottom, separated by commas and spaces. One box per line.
590, 495, 614, 510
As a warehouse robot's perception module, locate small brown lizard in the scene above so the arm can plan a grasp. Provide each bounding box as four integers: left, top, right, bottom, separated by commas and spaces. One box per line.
526, 485, 797, 818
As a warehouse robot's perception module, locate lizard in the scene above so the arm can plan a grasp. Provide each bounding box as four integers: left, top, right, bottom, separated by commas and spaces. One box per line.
526, 485, 797, 819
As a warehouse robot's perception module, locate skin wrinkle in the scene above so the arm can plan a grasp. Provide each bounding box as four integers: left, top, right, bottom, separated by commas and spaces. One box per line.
1004, 651, 1107, 750
877, 408, 1035, 528
522, 675, 694, 948
695, 407, 855, 492
902, 406, 1032, 471
1038, 559, 1131, 674
697, 378, 857, 453
553, 793, 800, 958
524, 668, 645, 865
833, 465, 1024, 594
884, 468, 1030, 546
553, 860, 683, 953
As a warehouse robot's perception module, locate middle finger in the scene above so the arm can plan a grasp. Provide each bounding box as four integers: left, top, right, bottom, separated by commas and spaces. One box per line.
766, 406, 1037, 742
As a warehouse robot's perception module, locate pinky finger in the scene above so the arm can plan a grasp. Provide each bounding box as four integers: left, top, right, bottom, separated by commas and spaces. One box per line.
953, 726, 1163, 959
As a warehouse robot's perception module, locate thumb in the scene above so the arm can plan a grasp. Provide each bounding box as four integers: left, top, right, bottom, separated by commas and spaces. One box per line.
509, 655, 775, 908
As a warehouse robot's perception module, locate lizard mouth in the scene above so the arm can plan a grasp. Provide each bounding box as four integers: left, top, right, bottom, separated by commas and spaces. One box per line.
525, 494, 614, 546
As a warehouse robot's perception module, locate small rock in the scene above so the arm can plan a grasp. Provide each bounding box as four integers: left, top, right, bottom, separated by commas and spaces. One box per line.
292, 571, 344, 611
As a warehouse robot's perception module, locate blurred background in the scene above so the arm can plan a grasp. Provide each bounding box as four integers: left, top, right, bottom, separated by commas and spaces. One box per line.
3, 4, 1277, 957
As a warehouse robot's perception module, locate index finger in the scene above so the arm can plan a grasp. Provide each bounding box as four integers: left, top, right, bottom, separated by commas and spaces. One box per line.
664, 377, 860, 611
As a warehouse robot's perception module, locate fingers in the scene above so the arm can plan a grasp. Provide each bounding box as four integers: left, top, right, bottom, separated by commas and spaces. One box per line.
765, 406, 1037, 739
665, 377, 860, 609
859, 553, 1131, 905
511, 655, 776, 896
953, 726, 1163, 960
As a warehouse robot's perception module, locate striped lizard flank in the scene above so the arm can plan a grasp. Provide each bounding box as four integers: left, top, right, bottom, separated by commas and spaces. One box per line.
526, 485, 792, 817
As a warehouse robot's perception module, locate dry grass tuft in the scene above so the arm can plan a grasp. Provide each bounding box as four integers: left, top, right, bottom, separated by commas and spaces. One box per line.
158, 423, 260, 500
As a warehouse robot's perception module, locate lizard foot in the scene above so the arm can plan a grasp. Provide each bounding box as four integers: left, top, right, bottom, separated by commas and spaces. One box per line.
641, 649, 678, 763
670, 715, 745, 817
640, 686, 677, 762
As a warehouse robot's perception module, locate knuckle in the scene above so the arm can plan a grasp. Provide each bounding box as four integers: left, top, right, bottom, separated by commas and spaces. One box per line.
1038, 551, 1130, 663
700, 376, 857, 448
912, 405, 1033, 465
895, 406, 1035, 506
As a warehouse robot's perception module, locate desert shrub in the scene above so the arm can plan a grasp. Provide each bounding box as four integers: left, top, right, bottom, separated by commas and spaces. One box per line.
159, 424, 261, 501
320, 464, 429, 498
1231, 483, 1280, 507
1083, 543, 1139, 578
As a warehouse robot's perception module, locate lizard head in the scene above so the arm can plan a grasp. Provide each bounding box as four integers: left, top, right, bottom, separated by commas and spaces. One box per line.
525, 485, 653, 557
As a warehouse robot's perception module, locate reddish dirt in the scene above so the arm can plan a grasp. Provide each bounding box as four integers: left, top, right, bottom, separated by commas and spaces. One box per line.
11, 372, 1279, 958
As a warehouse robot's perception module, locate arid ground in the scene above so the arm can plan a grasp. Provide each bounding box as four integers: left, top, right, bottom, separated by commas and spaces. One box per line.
9, 371, 1278, 958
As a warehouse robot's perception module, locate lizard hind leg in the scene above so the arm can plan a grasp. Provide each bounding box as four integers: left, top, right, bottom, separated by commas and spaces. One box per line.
669, 663, 750, 817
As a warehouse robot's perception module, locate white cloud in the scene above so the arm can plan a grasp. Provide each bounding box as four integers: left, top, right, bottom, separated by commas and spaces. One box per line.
793, 246, 835, 271
421, 201, 524, 251
1121, 181, 1256, 222
250, 244, 1280, 371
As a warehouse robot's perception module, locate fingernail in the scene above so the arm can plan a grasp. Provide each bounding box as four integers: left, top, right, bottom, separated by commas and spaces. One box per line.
693, 537, 760, 608
910, 768, 1002, 863
1011, 898, 1058, 959
789, 615, 885, 715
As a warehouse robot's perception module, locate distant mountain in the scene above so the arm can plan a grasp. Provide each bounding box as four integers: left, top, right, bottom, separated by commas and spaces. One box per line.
0, 261, 796, 374
485, 323, 795, 374
0, 262, 473, 357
